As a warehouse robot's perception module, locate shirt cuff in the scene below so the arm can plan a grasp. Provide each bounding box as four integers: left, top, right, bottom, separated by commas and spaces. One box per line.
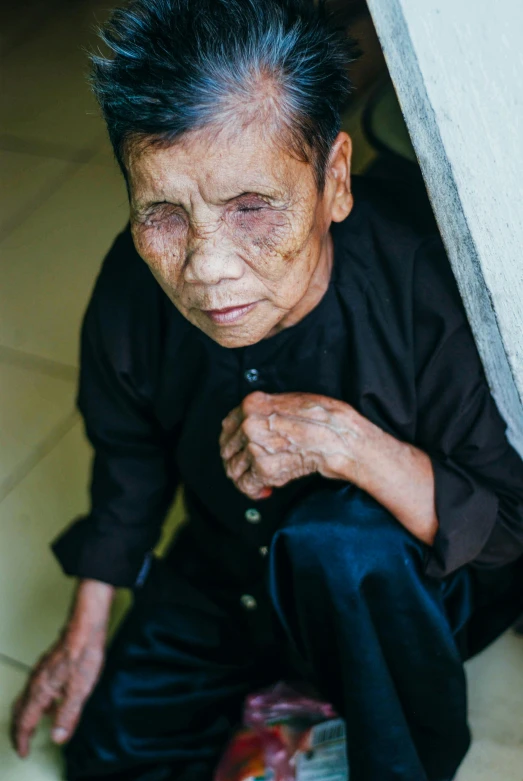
51, 515, 154, 588
424, 456, 499, 578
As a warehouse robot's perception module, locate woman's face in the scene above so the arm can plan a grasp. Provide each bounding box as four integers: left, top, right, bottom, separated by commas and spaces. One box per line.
128, 123, 352, 347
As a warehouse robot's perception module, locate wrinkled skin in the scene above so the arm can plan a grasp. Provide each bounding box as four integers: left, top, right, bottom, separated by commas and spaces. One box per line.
129, 123, 354, 347
12, 579, 113, 757
11, 633, 104, 755
219, 390, 365, 500
218, 389, 437, 550
127, 122, 358, 499
12, 124, 355, 758
127, 124, 435, 541
12, 121, 437, 758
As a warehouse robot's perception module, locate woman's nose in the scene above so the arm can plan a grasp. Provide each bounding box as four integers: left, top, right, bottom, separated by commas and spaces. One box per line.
184, 243, 244, 286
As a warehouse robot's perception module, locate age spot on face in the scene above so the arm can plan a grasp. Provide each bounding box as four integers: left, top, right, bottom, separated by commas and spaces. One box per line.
132, 218, 186, 272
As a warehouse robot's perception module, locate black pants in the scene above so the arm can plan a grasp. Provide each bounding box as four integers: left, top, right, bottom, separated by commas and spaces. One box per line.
65, 485, 523, 781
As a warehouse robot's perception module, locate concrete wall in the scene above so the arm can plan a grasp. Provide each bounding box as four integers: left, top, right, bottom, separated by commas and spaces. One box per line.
366, 0, 523, 456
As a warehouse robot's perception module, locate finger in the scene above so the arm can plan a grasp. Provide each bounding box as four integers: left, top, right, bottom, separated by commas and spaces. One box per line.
225, 421, 293, 462
221, 414, 263, 460
248, 448, 313, 493
235, 444, 281, 499
220, 424, 246, 461
224, 434, 282, 482
221, 414, 285, 461
51, 688, 88, 745
219, 407, 243, 448
230, 469, 273, 501
220, 393, 281, 454
13, 685, 55, 758
225, 423, 296, 478
236, 469, 270, 500
224, 446, 252, 482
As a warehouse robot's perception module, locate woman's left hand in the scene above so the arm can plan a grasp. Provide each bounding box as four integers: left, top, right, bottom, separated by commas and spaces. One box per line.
219, 391, 363, 500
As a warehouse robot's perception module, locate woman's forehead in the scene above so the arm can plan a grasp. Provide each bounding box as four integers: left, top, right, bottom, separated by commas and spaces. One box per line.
127, 123, 313, 204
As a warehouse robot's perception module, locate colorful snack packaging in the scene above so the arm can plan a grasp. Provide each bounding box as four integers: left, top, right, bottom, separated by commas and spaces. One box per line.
214, 682, 349, 781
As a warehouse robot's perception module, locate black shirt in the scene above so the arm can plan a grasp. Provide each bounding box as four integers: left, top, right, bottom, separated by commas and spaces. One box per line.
52, 178, 523, 591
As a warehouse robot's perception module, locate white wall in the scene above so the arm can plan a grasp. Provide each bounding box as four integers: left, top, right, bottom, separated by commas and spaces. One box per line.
366, 0, 523, 455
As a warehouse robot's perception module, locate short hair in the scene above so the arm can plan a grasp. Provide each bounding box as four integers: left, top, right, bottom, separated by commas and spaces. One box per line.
91, 0, 358, 192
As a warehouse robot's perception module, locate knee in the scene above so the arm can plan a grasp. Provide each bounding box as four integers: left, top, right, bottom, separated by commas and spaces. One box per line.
271, 486, 424, 586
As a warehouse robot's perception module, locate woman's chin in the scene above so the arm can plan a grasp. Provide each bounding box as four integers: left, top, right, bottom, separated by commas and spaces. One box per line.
192, 313, 278, 348
204, 326, 266, 348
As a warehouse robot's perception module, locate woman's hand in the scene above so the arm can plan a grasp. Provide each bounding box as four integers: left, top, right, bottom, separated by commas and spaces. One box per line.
219, 391, 363, 500
220, 391, 438, 545
11, 579, 114, 758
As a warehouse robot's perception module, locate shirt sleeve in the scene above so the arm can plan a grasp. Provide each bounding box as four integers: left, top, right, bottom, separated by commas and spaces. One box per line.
413, 236, 523, 578
51, 232, 178, 588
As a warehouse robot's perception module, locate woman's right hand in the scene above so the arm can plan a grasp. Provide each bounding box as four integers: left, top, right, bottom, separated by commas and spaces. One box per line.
11, 579, 115, 758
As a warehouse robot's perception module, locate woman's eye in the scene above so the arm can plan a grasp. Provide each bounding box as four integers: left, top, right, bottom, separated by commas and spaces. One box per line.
237, 205, 264, 213
150, 206, 186, 223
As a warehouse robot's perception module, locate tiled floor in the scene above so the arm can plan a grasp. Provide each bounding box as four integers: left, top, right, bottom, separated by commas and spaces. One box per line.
1, 2, 522, 780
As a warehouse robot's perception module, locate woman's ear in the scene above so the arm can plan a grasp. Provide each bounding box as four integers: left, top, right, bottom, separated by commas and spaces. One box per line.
327, 132, 353, 223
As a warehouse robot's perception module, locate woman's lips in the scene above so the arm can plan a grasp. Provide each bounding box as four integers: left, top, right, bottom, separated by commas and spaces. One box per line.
203, 301, 258, 324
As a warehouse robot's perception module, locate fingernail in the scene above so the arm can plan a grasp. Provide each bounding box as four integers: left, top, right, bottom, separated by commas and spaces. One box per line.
52, 728, 68, 743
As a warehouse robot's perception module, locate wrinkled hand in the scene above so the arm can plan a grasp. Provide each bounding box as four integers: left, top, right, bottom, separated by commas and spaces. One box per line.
11, 579, 113, 758
220, 391, 360, 500
11, 632, 105, 757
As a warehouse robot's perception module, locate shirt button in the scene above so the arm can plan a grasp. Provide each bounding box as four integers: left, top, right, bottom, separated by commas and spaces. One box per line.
244, 368, 259, 383
245, 508, 262, 524
240, 594, 257, 610
259, 546, 269, 557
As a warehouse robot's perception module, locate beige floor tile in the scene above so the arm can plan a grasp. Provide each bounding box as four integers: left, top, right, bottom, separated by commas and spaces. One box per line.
0, 660, 63, 780
0, 360, 76, 494
0, 158, 129, 366
0, 423, 91, 666
455, 630, 523, 779
0, 150, 73, 239
456, 738, 523, 780
1, 1, 117, 155
466, 630, 523, 745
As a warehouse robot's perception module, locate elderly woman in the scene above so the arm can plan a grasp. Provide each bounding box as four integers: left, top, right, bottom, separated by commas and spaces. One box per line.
11, 0, 523, 779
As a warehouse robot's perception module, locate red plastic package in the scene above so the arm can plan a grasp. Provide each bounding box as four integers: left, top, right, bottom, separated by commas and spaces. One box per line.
214, 682, 349, 781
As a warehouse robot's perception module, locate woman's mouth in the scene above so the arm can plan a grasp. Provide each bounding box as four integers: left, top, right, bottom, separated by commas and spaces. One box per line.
202, 301, 258, 324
